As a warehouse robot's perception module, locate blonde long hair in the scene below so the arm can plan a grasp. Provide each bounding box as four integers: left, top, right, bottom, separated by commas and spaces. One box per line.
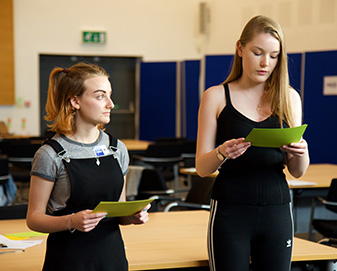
45, 62, 109, 134
224, 15, 293, 127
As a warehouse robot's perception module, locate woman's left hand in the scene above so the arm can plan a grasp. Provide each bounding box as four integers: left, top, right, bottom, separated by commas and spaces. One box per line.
281, 139, 308, 157
129, 204, 151, 224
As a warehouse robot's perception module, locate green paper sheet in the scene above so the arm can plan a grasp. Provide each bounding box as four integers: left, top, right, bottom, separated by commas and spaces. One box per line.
4, 231, 47, 240
245, 124, 307, 148
92, 199, 154, 217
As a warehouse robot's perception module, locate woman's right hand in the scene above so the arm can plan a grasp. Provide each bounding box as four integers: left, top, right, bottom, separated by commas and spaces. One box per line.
70, 210, 106, 232
218, 138, 251, 160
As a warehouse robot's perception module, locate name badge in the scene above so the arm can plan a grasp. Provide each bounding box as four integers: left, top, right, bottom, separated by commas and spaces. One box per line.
93, 145, 110, 157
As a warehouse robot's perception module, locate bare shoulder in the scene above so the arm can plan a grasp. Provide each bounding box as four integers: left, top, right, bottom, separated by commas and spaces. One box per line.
289, 87, 301, 103
289, 87, 303, 125
201, 85, 226, 105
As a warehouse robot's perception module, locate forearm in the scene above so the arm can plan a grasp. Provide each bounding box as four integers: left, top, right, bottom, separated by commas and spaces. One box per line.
286, 150, 310, 178
196, 149, 223, 177
27, 213, 72, 234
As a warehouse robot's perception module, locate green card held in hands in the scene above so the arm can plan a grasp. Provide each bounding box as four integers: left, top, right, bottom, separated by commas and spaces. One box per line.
245, 124, 308, 148
92, 199, 154, 217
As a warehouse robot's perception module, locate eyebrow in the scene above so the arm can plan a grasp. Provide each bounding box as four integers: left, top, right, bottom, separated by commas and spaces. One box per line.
93, 89, 112, 95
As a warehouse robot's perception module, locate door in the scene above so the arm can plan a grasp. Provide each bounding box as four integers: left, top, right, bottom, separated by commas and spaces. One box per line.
39, 55, 140, 139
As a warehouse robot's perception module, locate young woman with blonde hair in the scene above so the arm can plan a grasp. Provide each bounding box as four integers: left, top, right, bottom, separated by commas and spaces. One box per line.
196, 15, 309, 271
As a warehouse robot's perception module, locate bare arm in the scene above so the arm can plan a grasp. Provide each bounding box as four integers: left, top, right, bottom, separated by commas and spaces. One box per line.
195, 86, 250, 177
26, 175, 106, 233
281, 88, 310, 178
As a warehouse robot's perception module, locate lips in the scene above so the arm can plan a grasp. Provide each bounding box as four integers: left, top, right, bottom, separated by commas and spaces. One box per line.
257, 70, 268, 75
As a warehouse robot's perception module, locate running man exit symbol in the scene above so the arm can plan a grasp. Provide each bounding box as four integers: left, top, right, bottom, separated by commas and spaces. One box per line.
82, 31, 106, 44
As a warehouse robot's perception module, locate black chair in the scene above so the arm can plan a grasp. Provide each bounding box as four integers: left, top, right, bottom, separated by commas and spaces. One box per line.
132, 142, 183, 195
135, 168, 174, 212
149, 176, 214, 212
180, 140, 196, 168
0, 204, 28, 220
309, 178, 337, 245
0, 155, 11, 205
7, 139, 41, 203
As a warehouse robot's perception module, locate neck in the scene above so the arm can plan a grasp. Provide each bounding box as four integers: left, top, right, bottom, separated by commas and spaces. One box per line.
68, 128, 100, 144
236, 77, 266, 94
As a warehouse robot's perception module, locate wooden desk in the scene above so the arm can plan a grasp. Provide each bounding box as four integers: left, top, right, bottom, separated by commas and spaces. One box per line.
180, 164, 337, 189
284, 164, 337, 189
2, 211, 337, 270
121, 139, 151, 152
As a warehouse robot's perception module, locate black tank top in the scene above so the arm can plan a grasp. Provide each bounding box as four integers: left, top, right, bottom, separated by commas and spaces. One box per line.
212, 83, 290, 205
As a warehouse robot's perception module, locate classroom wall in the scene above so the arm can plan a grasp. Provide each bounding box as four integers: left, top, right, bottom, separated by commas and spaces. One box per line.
1, 0, 337, 135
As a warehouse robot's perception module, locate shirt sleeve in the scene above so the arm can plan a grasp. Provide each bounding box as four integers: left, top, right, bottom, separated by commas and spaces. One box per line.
30, 145, 60, 182
117, 140, 130, 176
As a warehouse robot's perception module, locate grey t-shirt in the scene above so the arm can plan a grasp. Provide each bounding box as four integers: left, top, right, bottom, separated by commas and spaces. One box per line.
31, 130, 129, 214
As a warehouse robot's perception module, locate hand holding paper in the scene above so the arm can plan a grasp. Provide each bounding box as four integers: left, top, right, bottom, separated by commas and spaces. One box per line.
92, 199, 154, 217
245, 124, 307, 148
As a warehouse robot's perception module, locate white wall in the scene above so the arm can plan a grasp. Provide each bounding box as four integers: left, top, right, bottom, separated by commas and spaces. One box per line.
1, 0, 337, 135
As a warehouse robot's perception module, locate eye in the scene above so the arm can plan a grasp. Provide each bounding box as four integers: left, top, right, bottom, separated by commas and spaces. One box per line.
253, 51, 262, 56
270, 54, 279, 59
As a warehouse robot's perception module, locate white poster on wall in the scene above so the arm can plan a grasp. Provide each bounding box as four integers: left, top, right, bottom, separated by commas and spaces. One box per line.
323, 76, 337, 95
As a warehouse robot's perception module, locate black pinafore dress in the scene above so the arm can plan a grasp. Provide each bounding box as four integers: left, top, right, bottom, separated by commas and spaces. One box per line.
42, 135, 128, 271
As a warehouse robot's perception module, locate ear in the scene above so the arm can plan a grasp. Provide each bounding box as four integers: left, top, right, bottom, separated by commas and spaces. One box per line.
70, 96, 80, 110
236, 40, 243, 57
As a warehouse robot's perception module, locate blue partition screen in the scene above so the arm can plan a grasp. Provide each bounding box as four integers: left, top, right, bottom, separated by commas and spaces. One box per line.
205, 55, 233, 90
288, 53, 302, 93
139, 62, 177, 141
303, 51, 337, 164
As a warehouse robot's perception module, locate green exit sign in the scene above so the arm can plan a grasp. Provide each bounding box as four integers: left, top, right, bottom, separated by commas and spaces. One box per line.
82, 31, 106, 44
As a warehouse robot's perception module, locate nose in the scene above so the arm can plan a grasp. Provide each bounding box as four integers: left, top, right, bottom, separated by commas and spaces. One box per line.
260, 56, 269, 67
107, 97, 114, 109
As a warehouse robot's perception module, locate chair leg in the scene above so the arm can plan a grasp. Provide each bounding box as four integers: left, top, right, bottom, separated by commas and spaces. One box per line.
308, 198, 316, 241
173, 164, 179, 197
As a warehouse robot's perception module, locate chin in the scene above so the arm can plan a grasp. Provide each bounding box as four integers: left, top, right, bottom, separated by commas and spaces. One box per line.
99, 119, 110, 125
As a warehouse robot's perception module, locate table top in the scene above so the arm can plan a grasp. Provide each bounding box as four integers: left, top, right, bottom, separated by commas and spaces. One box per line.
120, 139, 151, 151
180, 164, 337, 189
1, 211, 337, 270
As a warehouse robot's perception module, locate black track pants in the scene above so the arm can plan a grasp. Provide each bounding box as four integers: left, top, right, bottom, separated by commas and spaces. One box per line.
208, 200, 293, 271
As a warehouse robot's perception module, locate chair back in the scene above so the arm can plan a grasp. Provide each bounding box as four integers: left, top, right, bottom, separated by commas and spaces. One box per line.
326, 178, 337, 213
185, 177, 214, 205
7, 139, 41, 183
0, 204, 27, 220
181, 140, 196, 168
137, 168, 168, 199
145, 142, 182, 158
7, 139, 41, 168
0, 155, 9, 177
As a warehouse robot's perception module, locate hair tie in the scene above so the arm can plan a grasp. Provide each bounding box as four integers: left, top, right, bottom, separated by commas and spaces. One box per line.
62, 68, 69, 74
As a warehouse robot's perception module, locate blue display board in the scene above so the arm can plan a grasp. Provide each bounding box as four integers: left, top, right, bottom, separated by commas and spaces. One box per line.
205, 55, 233, 90
303, 50, 337, 164
139, 62, 177, 141
288, 53, 302, 93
